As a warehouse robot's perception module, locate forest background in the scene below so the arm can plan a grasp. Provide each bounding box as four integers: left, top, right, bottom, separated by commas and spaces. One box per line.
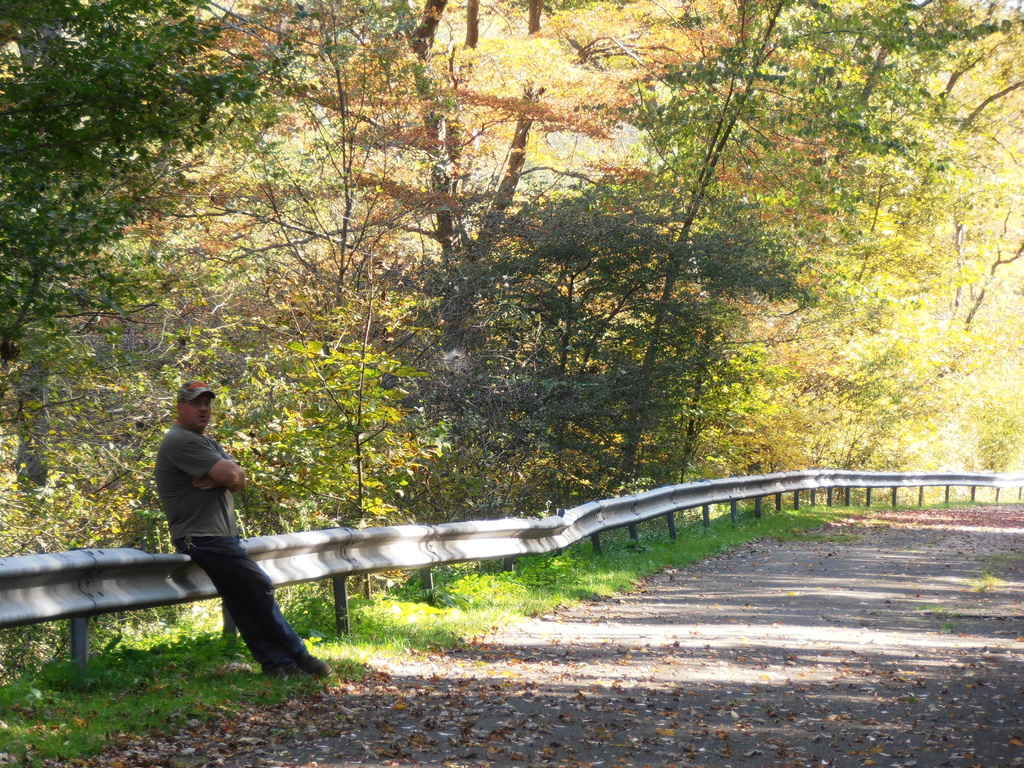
2, 0, 1024, 562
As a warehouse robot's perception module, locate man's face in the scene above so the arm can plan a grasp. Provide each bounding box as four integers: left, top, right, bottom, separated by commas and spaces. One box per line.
177, 394, 213, 433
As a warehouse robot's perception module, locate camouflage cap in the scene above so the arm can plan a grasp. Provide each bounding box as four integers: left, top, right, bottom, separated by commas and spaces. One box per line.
177, 380, 216, 403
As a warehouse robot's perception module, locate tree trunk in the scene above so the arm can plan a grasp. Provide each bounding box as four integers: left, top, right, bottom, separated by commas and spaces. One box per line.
15, 363, 49, 488
475, 86, 541, 252
426, 112, 469, 257
409, 0, 448, 59
466, 0, 479, 48
529, 0, 542, 34
407, 0, 469, 257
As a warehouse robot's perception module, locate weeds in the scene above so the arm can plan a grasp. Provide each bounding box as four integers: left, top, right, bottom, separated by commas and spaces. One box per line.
969, 571, 1004, 593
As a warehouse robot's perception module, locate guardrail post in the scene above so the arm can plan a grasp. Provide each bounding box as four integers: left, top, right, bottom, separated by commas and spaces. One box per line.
71, 616, 89, 670
666, 511, 678, 540
420, 567, 434, 592
996, 488, 1001, 502
945, 485, 951, 503
754, 497, 762, 518
333, 576, 349, 635
503, 556, 516, 572
628, 523, 639, 541
590, 532, 603, 555
866, 487, 872, 507
730, 499, 738, 523
793, 490, 800, 510
702, 504, 711, 528
827, 487, 834, 506
775, 492, 783, 510
918, 486, 924, 506
223, 605, 238, 638
971, 486, 977, 502
809, 488, 816, 506
844, 486, 851, 506
891, 487, 898, 507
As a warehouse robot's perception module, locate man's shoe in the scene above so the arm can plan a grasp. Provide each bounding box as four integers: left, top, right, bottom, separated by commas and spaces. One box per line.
264, 662, 306, 678
295, 654, 332, 678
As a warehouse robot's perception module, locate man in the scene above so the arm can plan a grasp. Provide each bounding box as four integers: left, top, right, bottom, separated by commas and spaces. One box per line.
155, 380, 331, 678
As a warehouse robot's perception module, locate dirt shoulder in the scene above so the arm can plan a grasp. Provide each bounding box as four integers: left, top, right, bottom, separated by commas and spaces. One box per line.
94, 507, 1024, 768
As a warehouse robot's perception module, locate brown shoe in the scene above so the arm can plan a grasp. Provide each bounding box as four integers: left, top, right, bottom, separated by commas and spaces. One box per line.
295, 654, 332, 678
264, 662, 306, 678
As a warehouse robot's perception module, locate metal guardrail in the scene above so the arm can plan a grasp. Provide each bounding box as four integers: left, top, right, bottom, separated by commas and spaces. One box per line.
2, 469, 1022, 667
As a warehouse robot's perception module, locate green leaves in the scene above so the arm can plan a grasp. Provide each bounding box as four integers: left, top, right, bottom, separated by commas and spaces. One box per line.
233, 337, 438, 530
0, 0, 257, 350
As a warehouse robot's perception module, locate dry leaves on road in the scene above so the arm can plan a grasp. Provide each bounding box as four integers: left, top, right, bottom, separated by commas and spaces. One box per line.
58, 506, 1024, 768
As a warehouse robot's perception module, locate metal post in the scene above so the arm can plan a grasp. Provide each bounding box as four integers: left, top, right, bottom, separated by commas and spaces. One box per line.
866, 487, 872, 507
730, 499, 738, 523
223, 603, 238, 638
591, 531, 603, 555
996, 488, 1001, 503
945, 485, 951, 503
71, 616, 89, 670
793, 490, 800, 510
810, 488, 817, 506
918, 486, 924, 506
827, 487, 834, 506
844, 486, 851, 506
702, 504, 711, 528
666, 511, 678, 540
775, 492, 783, 510
503, 556, 516, 572
628, 523, 639, 541
420, 567, 434, 592
971, 486, 977, 501
891, 487, 898, 507
333, 576, 349, 635
754, 496, 762, 518
556, 508, 565, 554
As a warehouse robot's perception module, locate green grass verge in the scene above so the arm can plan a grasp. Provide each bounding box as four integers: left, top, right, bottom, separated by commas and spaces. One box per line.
0, 504, 867, 765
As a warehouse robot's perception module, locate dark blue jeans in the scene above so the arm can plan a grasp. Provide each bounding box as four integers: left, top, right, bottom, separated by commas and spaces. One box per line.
175, 535, 308, 673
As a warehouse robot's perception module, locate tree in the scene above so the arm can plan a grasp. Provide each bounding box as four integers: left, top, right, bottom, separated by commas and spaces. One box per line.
0, 0, 255, 486
434, 190, 806, 501
0, 0, 254, 356
627, 0, 1024, 480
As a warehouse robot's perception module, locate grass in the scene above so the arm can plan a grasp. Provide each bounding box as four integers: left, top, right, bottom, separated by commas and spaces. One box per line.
0, 634, 309, 764
0, 503, 868, 766
968, 571, 1005, 593
917, 564, 1007, 633
919, 604, 961, 632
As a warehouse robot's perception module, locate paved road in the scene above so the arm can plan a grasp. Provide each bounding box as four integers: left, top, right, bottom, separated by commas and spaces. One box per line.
214, 507, 1024, 768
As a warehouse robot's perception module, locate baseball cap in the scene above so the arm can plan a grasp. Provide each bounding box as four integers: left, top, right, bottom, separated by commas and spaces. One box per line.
177, 380, 216, 403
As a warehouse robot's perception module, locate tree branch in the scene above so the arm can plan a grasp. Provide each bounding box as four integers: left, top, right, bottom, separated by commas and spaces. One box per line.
961, 80, 1024, 129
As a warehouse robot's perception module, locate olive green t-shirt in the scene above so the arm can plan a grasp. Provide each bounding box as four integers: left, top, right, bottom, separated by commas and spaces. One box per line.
155, 424, 239, 541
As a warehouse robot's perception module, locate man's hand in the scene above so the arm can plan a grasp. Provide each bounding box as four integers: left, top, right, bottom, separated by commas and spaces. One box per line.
192, 475, 221, 490
194, 459, 247, 494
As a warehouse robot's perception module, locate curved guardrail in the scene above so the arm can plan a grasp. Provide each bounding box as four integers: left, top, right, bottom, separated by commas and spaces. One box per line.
2, 469, 1022, 666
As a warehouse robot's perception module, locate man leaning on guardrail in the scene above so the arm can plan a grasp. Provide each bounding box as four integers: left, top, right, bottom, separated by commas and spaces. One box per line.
154, 380, 332, 679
